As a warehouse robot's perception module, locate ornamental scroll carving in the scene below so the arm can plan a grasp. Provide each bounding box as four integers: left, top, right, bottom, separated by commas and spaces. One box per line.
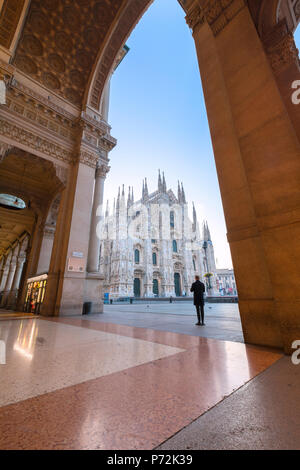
185, 0, 245, 36
263, 20, 300, 75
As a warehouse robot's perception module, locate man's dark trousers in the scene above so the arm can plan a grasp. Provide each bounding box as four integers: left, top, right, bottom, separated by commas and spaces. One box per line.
196, 302, 204, 324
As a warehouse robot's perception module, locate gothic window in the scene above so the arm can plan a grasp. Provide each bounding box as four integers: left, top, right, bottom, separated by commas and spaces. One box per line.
134, 249, 140, 264
152, 252, 157, 265
173, 240, 178, 253
193, 258, 196, 271
170, 211, 175, 228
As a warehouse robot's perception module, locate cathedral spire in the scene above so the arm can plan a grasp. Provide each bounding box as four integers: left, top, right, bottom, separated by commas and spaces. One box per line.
193, 202, 197, 223
177, 181, 182, 203
181, 182, 186, 204
158, 169, 162, 192
105, 199, 109, 217
127, 186, 131, 207
142, 179, 145, 200
162, 172, 167, 193
116, 187, 120, 213
144, 178, 149, 198
206, 221, 212, 241
131, 187, 134, 203
203, 221, 211, 241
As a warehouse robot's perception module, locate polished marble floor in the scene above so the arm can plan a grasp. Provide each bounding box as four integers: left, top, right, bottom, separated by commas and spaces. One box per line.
0, 316, 282, 450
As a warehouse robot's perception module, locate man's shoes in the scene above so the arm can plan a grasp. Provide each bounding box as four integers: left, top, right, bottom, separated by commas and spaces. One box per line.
201, 322, 206, 326
195, 322, 201, 325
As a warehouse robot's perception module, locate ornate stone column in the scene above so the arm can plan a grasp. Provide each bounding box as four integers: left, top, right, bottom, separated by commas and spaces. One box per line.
6, 253, 26, 309
0, 255, 10, 293
87, 163, 110, 273
184, 0, 300, 352
6, 237, 28, 310
1, 250, 17, 307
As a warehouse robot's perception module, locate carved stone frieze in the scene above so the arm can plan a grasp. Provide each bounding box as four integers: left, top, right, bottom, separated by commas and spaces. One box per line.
185, 0, 245, 36
0, 118, 74, 165
78, 112, 117, 154
79, 149, 99, 169
203, 0, 245, 36
4, 80, 77, 143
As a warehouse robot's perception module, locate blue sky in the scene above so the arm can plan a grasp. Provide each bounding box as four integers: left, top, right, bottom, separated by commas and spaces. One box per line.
105, 0, 300, 269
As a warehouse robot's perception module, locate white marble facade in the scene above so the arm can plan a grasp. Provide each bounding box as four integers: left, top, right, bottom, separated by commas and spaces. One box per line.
99, 172, 218, 298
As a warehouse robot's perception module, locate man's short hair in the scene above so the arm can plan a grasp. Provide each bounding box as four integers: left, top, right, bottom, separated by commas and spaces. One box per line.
195, 275, 200, 280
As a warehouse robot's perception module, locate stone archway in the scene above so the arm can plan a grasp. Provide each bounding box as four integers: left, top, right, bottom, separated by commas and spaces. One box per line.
0, 0, 299, 352
87, 0, 300, 353
0, 148, 64, 311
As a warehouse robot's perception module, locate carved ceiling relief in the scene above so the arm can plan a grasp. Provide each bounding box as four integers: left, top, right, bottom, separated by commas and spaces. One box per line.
90, 0, 152, 110
13, 0, 123, 107
0, 0, 25, 50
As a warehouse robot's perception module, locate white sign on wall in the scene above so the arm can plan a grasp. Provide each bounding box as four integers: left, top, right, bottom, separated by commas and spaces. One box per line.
0, 80, 6, 105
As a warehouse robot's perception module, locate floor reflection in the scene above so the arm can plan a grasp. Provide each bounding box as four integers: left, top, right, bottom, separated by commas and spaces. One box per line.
13, 320, 39, 361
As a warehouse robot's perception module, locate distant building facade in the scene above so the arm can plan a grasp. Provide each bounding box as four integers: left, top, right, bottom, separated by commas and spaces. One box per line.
99, 172, 233, 299
216, 269, 237, 296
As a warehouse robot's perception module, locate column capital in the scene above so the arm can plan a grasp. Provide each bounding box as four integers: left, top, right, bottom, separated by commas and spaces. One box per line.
96, 163, 110, 179
185, 0, 246, 36
185, 2, 205, 31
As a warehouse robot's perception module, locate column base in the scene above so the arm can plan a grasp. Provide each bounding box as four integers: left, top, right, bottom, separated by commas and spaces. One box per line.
239, 299, 283, 349
84, 273, 104, 314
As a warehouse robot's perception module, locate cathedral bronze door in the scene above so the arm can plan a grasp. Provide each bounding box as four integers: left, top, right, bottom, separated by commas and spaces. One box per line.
134, 278, 141, 298
174, 273, 181, 297
153, 279, 159, 296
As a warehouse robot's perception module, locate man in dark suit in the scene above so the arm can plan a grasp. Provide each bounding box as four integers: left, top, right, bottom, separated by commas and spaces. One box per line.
190, 276, 206, 325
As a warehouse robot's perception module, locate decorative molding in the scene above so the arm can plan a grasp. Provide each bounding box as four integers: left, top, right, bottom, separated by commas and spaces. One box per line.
266, 34, 299, 74
10, 79, 76, 122
79, 149, 99, 169
78, 112, 117, 154
185, 0, 245, 36
185, 4, 205, 30
0, 118, 74, 164
0, 141, 12, 162
263, 20, 300, 74
203, 0, 246, 37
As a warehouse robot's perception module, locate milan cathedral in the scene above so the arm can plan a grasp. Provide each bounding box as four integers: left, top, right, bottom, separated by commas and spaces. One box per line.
99, 172, 218, 298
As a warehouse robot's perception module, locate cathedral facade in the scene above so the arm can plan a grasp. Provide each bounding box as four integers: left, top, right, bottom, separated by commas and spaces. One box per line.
99, 172, 218, 299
